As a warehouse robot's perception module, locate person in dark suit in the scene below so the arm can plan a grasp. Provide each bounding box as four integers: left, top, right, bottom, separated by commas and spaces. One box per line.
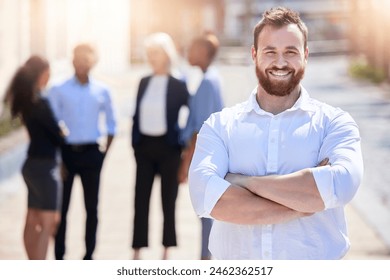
131, 32, 189, 260
3, 55, 66, 259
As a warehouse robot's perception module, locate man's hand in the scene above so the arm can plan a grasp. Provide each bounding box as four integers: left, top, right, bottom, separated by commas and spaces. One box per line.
177, 150, 190, 184
317, 158, 330, 167
60, 162, 68, 181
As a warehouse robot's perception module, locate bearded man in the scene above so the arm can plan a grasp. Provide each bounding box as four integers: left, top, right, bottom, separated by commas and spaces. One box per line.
188, 7, 363, 260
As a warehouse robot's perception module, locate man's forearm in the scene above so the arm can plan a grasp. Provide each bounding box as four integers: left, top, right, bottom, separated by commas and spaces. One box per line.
225, 170, 325, 213
210, 185, 311, 225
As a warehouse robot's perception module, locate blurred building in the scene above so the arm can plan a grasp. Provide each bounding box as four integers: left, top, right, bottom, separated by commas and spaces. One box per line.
348, 0, 390, 81
0, 0, 131, 103
222, 0, 350, 54
130, 0, 225, 62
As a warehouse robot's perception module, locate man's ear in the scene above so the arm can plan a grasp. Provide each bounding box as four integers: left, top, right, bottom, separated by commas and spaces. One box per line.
251, 45, 257, 62
304, 47, 309, 62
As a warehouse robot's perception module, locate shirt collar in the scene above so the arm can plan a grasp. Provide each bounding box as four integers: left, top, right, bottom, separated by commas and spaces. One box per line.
72, 75, 91, 86
291, 86, 317, 112
243, 85, 316, 115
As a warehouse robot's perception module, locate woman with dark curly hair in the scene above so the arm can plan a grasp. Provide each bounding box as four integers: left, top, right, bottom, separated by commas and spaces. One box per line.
3, 55, 67, 259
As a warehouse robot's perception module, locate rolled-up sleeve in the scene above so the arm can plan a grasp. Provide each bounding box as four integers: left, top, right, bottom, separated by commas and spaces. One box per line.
188, 115, 231, 218
312, 111, 364, 209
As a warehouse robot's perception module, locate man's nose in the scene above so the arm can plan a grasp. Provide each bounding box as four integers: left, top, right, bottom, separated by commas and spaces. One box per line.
273, 54, 288, 68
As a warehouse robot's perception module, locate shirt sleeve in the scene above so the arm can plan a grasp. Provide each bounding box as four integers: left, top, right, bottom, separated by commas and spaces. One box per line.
103, 88, 117, 136
188, 113, 231, 218
311, 110, 364, 209
180, 79, 223, 146
192, 80, 223, 132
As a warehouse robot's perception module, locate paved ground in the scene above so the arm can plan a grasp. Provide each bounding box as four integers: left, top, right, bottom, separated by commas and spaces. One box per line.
0, 55, 389, 260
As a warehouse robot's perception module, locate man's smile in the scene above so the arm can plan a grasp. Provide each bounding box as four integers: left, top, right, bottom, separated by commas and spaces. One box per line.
268, 69, 292, 79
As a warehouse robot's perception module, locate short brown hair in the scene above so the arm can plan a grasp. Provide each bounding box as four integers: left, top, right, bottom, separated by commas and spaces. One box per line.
253, 7, 308, 51
73, 43, 98, 61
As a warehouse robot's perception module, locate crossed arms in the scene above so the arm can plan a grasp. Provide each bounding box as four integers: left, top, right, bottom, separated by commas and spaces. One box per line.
189, 113, 363, 226
211, 159, 327, 225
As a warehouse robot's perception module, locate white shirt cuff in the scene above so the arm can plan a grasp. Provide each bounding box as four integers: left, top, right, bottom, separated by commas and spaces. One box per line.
204, 176, 231, 217
311, 166, 336, 209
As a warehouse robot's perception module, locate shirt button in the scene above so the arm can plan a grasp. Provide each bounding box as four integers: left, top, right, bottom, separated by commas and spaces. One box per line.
264, 251, 270, 257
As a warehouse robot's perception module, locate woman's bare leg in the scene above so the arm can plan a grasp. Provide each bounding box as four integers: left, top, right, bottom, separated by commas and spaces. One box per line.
35, 210, 60, 259
24, 209, 41, 259
24, 208, 60, 259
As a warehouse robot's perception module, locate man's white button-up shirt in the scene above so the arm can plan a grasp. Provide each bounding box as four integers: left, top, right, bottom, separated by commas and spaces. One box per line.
189, 86, 363, 260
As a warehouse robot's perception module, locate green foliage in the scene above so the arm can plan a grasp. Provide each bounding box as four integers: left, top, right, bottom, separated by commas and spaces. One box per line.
0, 106, 22, 138
349, 59, 387, 84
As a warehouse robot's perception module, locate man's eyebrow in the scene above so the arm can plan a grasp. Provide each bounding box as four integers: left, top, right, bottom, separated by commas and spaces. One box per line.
286, 46, 300, 51
261, 45, 300, 51
261, 46, 276, 51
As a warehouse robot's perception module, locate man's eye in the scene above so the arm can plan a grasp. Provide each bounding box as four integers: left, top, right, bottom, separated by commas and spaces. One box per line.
286, 51, 297, 56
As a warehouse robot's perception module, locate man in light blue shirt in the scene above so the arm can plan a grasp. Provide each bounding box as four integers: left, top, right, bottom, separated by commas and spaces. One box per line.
48, 43, 116, 260
189, 7, 363, 259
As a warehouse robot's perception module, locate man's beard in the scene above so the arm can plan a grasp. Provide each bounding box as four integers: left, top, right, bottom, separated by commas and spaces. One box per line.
256, 64, 304, 97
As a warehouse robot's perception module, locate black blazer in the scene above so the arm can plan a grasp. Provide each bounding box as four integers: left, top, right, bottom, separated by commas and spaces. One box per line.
24, 98, 65, 159
132, 75, 189, 149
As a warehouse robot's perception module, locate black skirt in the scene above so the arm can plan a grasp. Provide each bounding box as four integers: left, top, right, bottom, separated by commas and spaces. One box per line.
22, 158, 62, 211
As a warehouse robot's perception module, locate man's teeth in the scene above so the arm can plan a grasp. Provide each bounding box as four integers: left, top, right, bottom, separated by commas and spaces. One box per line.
270, 71, 290, 76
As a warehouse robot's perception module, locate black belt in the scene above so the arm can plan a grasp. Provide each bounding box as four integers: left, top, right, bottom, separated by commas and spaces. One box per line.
65, 143, 97, 152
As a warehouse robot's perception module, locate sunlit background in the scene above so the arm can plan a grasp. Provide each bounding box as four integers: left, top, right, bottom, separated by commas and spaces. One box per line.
1, 0, 390, 260
1, 0, 390, 97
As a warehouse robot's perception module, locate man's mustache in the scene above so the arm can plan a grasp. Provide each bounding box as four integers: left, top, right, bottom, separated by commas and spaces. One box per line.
266, 67, 294, 72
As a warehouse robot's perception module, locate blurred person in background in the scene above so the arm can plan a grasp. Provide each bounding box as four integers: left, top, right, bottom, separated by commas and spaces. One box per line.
3, 55, 66, 259
178, 32, 224, 260
131, 32, 189, 260
48, 43, 117, 260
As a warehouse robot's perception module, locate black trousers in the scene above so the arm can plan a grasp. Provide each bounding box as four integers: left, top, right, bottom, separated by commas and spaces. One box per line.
132, 136, 181, 249
55, 144, 104, 260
